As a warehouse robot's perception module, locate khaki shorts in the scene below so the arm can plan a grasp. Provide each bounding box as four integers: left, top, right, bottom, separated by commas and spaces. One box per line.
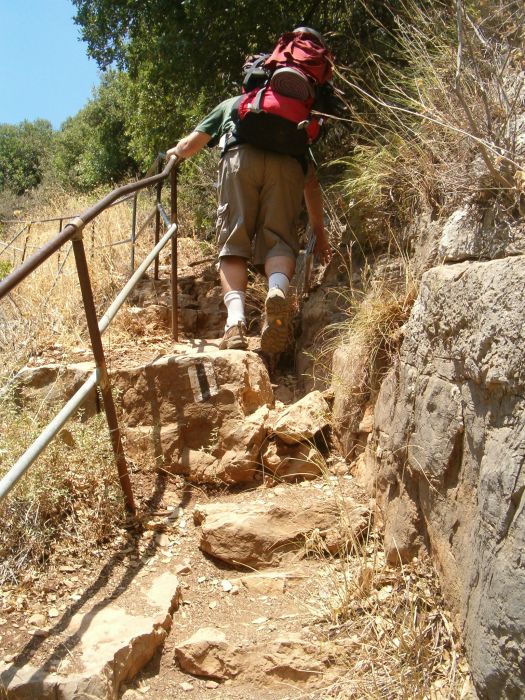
216, 145, 305, 267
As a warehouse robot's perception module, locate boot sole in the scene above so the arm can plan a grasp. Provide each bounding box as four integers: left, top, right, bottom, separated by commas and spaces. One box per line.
261, 293, 289, 354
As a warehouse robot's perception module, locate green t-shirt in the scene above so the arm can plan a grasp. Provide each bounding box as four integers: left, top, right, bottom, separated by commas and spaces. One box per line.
195, 96, 239, 147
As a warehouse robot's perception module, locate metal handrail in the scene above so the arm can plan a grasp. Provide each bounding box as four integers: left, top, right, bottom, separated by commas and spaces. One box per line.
0, 157, 177, 299
0, 155, 181, 513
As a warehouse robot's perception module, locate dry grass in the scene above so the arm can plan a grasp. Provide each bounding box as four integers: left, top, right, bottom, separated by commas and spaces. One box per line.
310, 550, 470, 698
296, 466, 471, 700
0, 392, 125, 586
335, 0, 524, 244
313, 253, 417, 404
0, 185, 163, 586
0, 185, 165, 385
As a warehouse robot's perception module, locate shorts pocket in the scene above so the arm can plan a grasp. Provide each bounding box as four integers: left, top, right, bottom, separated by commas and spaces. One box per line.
216, 202, 229, 245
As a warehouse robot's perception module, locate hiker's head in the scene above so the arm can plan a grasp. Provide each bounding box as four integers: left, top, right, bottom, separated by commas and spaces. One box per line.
293, 26, 327, 48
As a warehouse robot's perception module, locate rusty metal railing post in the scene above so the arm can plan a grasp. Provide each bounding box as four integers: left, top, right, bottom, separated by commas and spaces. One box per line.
170, 165, 179, 341
70, 224, 136, 515
154, 159, 162, 281
21, 224, 31, 263
57, 218, 63, 271
130, 193, 137, 276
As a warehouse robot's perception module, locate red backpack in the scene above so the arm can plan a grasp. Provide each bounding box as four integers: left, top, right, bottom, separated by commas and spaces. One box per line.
233, 30, 333, 158
264, 30, 333, 85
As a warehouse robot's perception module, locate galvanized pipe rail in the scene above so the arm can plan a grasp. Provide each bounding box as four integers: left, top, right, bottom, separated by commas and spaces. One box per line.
0, 155, 181, 513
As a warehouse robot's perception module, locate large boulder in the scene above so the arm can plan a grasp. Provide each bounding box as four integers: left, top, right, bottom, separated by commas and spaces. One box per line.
367, 257, 525, 699
193, 483, 369, 568
8, 361, 98, 417
272, 390, 330, 445
175, 628, 330, 685
116, 348, 273, 485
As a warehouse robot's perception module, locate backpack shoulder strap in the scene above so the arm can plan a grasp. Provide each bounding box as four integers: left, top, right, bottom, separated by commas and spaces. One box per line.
242, 54, 270, 93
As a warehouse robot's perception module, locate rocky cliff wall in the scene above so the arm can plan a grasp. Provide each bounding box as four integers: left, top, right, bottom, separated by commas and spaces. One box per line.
334, 189, 525, 699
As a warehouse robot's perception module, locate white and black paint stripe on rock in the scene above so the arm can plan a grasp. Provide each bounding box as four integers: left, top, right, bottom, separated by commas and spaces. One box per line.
187, 360, 218, 403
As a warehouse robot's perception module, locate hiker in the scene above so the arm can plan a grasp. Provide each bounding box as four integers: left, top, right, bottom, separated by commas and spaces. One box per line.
166, 27, 332, 353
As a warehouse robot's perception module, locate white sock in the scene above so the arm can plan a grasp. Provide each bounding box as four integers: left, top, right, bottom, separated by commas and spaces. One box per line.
223, 290, 246, 330
268, 272, 290, 295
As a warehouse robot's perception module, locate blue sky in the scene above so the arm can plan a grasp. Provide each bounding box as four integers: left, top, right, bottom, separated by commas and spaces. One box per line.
0, 0, 100, 129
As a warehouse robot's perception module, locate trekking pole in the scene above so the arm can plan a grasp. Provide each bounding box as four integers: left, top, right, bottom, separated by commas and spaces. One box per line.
301, 225, 317, 300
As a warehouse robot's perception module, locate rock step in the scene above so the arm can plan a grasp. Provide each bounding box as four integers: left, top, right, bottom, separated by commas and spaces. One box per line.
0, 571, 181, 700
0, 478, 370, 699
194, 482, 369, 568
16, 344, 336, 488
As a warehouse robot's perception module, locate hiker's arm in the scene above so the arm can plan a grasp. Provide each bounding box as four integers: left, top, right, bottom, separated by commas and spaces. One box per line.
167, 131, 211, 159
304, 165, 331, 264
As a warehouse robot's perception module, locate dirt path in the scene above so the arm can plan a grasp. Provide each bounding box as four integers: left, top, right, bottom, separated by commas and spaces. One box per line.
0, 250, 471, 699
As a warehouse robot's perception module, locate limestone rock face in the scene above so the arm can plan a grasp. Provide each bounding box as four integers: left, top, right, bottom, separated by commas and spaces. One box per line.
272, 390, 330, 445
331, 344, 370, 460
438, 205, 525, 262
116, 349, 273, 484
193, 484, 369, 568
368, 257, 525, 699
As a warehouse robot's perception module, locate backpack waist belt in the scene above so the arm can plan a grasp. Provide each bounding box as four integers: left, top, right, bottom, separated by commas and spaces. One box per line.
220, 131, 308, 174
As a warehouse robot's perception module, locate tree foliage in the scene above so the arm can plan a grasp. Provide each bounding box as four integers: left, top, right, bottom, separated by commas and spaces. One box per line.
53, 71, 138, 190
0, 74, 138, 196
0, 120, 54, 195
72, 0, 406, 163
0, 1, 413, 195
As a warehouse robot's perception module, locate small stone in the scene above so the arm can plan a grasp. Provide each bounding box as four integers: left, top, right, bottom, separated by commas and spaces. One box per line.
221, 580, 233, 592
206, 680, 219, 689
251, 616, 268, 625
4, 654, 15, 663
197, 576, 206, 583
27, 613, 46, 627
209, 600, 218, 610
48, 607, 59, 618
180, 681, 194, 692
175, 563, 192, 575
155, 533, 170, 547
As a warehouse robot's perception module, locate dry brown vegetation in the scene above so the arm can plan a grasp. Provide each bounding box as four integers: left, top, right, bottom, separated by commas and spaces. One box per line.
0, 396, 123, 586
0, 186, 162, 587
0, 188, 150, 381
335, 0, 524, 247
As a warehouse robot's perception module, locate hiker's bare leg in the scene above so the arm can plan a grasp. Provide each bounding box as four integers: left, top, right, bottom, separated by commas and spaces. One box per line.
264, 255, 295, 281
219, 255, 248, 293
219, 256, 249, 349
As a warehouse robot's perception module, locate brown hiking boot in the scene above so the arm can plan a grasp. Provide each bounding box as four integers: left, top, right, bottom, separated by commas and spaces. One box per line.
261, 287, 289, 354
219, 322, 248, 350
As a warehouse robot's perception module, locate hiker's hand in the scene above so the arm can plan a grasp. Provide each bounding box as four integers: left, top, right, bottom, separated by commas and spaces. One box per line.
314, 231, 332, 265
